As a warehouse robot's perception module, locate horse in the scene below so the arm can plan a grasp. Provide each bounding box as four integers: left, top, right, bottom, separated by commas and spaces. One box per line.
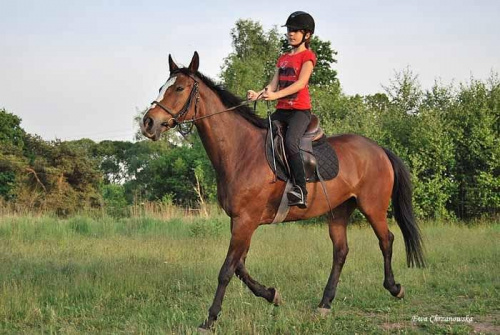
140, 51, 425, 331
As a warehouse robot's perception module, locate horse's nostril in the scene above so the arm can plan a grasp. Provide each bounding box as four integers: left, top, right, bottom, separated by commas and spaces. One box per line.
144, 116, 153, 131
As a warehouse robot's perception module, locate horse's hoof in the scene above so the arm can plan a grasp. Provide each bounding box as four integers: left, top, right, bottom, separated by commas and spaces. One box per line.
272, 289, 282, 306
396, 285, 405, 299
197, 320, 214, 333
197, 327, 211, 334
317, 307, 331, 317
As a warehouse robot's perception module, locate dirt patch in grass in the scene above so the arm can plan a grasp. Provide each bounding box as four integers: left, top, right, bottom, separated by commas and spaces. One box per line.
472, 322, 499, 334
380, 321, 417, 331
472, 315, 500, 334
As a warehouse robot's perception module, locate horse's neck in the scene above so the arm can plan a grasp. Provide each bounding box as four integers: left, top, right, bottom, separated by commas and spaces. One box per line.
195, 96, 265, 178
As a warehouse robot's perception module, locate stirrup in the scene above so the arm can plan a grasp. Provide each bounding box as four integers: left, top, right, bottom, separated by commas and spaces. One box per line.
287, 186, 307, 209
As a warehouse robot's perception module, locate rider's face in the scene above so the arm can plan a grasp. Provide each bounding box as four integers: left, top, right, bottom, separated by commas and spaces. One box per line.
287, 29, 308, 47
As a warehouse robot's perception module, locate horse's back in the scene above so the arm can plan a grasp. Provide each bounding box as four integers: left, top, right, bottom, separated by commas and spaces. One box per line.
328, 133, 381, 149
326, 133, 394, 192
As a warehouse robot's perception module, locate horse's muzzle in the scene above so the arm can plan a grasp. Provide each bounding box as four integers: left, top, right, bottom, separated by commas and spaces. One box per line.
141, 114, 178, 141
141, 116, 161, 141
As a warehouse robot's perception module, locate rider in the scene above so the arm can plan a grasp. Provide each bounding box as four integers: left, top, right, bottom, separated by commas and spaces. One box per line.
247, 11, 316, 208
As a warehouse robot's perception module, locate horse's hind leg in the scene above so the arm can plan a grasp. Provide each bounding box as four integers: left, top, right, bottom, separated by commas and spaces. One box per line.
235, 252, 281, 305
363, 209, 404, 299
318, 199, 356, 314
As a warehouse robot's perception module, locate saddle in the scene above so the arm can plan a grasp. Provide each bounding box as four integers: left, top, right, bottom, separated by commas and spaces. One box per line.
265, 114, 339, 183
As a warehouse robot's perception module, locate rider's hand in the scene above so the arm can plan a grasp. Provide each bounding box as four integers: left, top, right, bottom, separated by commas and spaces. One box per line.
247, 90, 259, 101
262, 89, 279, 101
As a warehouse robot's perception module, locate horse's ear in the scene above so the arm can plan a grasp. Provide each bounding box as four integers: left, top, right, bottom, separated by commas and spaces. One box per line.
169, 54, 179, 73
188, 51, 199, 73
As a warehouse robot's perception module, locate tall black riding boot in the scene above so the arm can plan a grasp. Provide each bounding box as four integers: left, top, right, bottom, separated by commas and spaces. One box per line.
287, 152, 308, 208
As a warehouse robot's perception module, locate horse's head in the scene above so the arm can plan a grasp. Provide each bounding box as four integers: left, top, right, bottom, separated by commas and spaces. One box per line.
141, 52, 200, 141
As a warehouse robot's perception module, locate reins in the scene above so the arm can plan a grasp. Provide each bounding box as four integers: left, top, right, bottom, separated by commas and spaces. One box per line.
185, 99, 253, 122
152, 73, 264, 136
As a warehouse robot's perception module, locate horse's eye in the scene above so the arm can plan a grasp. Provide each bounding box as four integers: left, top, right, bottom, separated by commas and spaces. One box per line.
176, 86, 184, 92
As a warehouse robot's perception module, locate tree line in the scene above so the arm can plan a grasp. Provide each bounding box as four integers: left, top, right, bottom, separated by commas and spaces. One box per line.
1, 19, 498, 220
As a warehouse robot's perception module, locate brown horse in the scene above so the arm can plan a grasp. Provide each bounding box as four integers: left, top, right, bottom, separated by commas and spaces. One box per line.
141, 52, 425, 330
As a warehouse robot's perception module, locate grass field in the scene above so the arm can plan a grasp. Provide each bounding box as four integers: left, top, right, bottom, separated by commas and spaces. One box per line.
0, 215, 498, 334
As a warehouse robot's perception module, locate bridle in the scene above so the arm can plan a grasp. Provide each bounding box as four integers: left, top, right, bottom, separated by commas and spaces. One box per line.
150, 73, 200, 136
150, 72, 253, 137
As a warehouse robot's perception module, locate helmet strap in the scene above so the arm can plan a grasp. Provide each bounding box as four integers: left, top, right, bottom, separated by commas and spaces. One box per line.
301, 32, 311, 48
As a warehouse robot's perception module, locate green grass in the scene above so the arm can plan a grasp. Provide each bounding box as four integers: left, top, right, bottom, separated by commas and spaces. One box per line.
0, 215, 498, 334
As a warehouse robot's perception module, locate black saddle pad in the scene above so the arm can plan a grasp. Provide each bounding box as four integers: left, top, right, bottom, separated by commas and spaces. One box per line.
266, 133, 339, 182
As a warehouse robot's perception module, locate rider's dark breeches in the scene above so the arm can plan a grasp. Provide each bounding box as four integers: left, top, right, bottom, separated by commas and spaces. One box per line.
271, 109, 312, 156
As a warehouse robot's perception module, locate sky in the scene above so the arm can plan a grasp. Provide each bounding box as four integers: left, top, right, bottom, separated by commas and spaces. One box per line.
1, 0, 499, 142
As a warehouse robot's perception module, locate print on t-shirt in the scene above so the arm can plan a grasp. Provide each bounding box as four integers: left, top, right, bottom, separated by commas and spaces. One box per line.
278, 64, 298, 102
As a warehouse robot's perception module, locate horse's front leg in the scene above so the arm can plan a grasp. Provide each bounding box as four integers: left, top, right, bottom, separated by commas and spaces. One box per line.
199, 218, 256, 331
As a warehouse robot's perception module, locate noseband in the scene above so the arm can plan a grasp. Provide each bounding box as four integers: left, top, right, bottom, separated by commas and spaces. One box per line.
151, 74, 200, 136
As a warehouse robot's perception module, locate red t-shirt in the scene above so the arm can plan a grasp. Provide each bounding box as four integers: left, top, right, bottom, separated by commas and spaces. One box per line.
276, 49, 316, 110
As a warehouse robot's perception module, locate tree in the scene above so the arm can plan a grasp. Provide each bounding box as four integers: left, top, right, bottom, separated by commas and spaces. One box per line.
0, 109, 26, 198
125, 136, 216, 206
407, 84, 456, 219
0, 111, 103, 215
101, 183, 128, 217
220, 19, 282, 99
90, 140, 135, 184
0, 109, 25, 149
19, 137, 102, 215
383, 68, 423, 115
445, 77, 500, 218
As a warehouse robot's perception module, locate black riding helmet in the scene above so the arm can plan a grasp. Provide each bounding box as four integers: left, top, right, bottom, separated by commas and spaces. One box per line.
282, 11, 315, 34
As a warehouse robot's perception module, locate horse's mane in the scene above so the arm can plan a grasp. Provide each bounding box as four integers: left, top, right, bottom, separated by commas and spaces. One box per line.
175, 68, 268, 129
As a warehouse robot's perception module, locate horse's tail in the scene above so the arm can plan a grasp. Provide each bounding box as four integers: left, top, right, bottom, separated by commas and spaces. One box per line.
383, 148, 426, 268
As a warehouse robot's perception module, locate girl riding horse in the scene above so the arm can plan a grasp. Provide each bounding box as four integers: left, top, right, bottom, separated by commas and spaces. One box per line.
248, 11, 317, 208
